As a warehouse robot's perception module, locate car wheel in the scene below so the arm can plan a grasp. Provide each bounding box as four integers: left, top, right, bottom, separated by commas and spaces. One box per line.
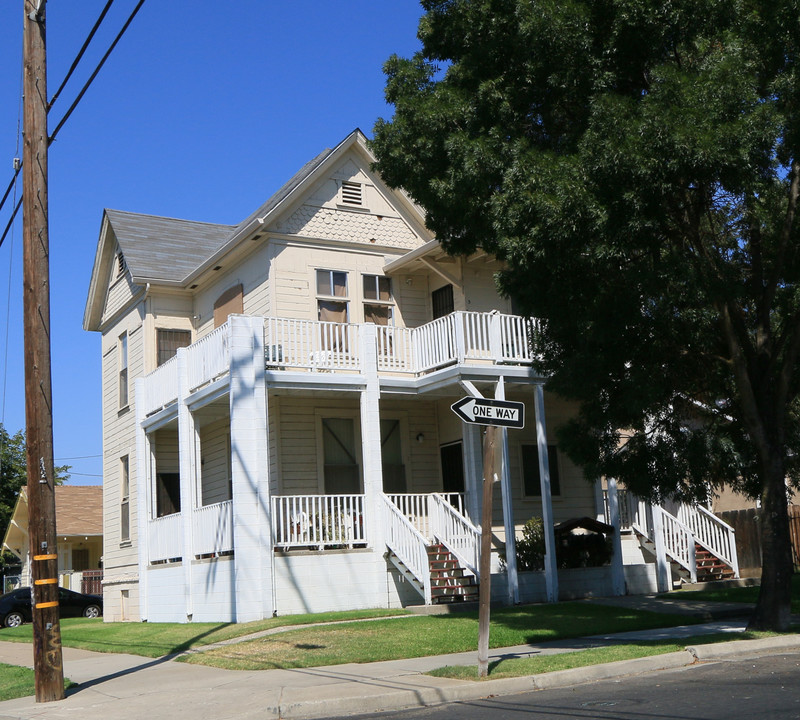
83, 604, 101, 619
4, 612, 24, 628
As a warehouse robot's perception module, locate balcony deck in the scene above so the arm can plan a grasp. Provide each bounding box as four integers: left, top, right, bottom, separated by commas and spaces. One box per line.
140, 311, 537, 419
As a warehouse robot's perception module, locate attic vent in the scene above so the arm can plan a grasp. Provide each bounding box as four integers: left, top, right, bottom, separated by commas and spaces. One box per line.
116, 252, 126, 278
340, 181, 363, 207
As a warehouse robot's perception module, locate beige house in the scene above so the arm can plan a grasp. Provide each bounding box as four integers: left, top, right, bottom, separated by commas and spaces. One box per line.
3, 485, 103, 590
83, 130, 738, 623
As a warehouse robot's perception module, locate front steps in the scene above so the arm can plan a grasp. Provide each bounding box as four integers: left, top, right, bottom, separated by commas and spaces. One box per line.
427, 544, 479, 604
694, 544, 735, 582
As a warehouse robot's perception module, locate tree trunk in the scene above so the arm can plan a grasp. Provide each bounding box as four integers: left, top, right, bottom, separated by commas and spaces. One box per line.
748, 453, 793, 631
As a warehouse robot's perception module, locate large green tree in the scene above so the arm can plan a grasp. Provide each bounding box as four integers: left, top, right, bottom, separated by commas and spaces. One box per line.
372, 0, 800, 630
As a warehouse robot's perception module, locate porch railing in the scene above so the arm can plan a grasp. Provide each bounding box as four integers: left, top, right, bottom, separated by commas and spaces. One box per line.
602, 488, 632, 530
271, 494, 366, 549
265, 318, 361, 372
381, 494, 432, 604
148, 512, 183, 563
193, 500, 234, 557
386, 492, 466, 538
428, 493, 481, 578
143, 354, 179, 415
658, 507, 697, 581
187, 323, 230, 392
677, 503, 739, 577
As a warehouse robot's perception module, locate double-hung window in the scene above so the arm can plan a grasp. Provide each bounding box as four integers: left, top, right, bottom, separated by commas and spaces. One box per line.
118, 332, 128, 408
120, 455, 130, 542
316, 270, 348, 323
363, 275, 393, 326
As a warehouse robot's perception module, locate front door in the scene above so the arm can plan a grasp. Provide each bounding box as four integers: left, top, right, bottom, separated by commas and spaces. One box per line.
440, 441, 464, 494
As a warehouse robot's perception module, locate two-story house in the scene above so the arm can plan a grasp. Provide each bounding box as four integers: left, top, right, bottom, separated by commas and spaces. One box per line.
83, 130, 739, 623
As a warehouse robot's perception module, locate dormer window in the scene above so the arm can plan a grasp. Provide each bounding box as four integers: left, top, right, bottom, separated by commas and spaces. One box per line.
340, 180, 363, 207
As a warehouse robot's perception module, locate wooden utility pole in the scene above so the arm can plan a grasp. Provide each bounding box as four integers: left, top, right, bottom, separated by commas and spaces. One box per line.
22, 0, 64, 702
477, 425, 497, 678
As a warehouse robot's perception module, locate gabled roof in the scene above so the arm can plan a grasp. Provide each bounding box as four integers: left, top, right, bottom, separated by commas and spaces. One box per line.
106, 210, 234, 285
84, 128, 430, 331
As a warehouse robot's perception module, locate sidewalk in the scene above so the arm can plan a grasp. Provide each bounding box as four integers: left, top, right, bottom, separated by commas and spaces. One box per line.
0, 597, 798, 720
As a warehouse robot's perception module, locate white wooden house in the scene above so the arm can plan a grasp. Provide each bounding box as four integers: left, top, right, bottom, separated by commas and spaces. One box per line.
83, 130, 739, 623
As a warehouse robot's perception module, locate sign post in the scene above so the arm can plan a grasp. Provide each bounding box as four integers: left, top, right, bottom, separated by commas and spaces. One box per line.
451, 395, 525, 677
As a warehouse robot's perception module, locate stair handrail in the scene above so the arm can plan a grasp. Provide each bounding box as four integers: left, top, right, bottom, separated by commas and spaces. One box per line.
428, 493, 481, 578
656, 506, 697, 582
677, 503, 739, 577
381, 494, 432, 604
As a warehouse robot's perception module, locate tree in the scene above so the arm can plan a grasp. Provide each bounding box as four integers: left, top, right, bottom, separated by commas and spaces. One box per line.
1, 424, 70, 571
371, 0, 800, 630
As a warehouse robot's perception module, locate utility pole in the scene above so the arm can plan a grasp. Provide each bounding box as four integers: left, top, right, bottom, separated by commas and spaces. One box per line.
22, 0, 64, 702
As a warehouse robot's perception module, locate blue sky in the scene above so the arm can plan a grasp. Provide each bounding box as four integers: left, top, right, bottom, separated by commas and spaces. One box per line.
0, 1, 424, 485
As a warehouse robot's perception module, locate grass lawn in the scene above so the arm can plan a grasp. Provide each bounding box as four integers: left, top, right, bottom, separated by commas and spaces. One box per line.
428, 630, 780, 680
673, 573, 800, 614
179, 602, 702, 671
0, 663, 74, 702
0, 608, 408, 658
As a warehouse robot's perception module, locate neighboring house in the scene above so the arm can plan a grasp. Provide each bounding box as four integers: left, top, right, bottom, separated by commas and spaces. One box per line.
2, 485, 103, 590
83, 129, 739, 624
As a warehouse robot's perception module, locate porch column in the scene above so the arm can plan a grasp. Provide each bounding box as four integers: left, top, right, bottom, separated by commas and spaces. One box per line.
495, 378, 519, 605
606, 478, 626, 596
134, 377, 150, 621
359, 324, 384, 550
462, 423, 482, 525
229, 315, 273, 621
177, 347, 197, 620
652, 505, 671, 593
533, 383, 558, 603
594, 477, 606, 523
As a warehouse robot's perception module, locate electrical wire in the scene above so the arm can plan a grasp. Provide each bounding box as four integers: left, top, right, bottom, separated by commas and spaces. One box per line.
47, 0, 116, 112
0, 198, 22, 251
49, 0, 147, 145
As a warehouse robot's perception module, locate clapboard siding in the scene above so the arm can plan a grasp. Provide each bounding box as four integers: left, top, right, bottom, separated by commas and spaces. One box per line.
200, 419, 231, 506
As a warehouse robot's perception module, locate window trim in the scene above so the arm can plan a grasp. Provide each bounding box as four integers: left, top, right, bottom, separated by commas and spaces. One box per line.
118, 332, 129, 409
362, 273, 393, 326
120, 455, 130, 543
316, 269, 350, 323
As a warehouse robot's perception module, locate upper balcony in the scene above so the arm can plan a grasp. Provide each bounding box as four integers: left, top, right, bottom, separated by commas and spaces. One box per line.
141, 311, 538, 419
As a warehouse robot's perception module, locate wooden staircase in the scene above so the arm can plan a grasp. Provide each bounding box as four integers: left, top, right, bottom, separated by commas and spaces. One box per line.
427, 543, 479, 604
694, 543, 735, 582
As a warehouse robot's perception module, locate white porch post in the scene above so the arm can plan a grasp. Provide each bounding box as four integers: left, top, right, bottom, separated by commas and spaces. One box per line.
462, 423, 483, 525
134, 377, 150, 621
606, 478, 626, 596
176, 347, 196, 620
359, 324, 384, 550
229, 315, 273, 621
495, 378, 519, 605
594, 477, 606, 523
652, 504, 671, 592
533, 383, 558, 603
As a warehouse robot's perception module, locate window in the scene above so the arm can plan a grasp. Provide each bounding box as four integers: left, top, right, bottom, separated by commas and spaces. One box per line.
118, 332, 128, 408
72, 548, 90, 572
363, 275, 393, 326
340, 180, 363, 207
120, 455, 130, 542
432, 284, 454, 319
157, 329, 191, 366
522, 444, 561, 496
322, 418, 360, 494
317, 269, 349, 324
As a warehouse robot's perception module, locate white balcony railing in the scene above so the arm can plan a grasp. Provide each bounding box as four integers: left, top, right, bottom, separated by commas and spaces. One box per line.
271, 494, 366, 549
141, 312, 538, 417
193, 500, 233, 557
148, 512, 183, 563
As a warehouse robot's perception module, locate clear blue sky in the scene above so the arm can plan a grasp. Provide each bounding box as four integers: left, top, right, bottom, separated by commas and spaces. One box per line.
0, 1, 424, 485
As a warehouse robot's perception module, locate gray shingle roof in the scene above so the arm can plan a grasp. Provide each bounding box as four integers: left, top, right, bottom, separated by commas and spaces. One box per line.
105, 209, 235, 284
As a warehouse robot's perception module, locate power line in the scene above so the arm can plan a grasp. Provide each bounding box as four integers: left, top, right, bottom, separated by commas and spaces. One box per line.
49, 0, 147, 145
55, 454, 102, 460
0, 198, 22, 251
47, 0, 116, 112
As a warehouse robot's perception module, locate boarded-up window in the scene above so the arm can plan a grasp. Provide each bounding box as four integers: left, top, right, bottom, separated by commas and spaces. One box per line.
322, 418, 360, 494
432, 284, 454, 319
381, 419, 405, 493
213, 284, 243, 328
522, 444, 561, 497
157, 329, 191, 366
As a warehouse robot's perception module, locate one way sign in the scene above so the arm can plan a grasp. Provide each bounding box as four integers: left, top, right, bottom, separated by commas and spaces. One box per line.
451, 397, 525, 429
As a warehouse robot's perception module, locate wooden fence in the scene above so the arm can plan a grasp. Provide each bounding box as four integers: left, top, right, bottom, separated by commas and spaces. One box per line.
718, 505, 800, 575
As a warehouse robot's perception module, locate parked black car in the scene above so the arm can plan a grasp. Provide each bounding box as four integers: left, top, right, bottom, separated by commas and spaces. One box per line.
0, 587, 103, 628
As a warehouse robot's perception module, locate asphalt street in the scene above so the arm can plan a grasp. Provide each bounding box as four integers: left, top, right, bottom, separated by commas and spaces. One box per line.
351, 652, 800, 720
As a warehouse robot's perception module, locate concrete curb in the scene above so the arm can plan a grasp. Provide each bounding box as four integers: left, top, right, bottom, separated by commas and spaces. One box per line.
687, 634, 800, 661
